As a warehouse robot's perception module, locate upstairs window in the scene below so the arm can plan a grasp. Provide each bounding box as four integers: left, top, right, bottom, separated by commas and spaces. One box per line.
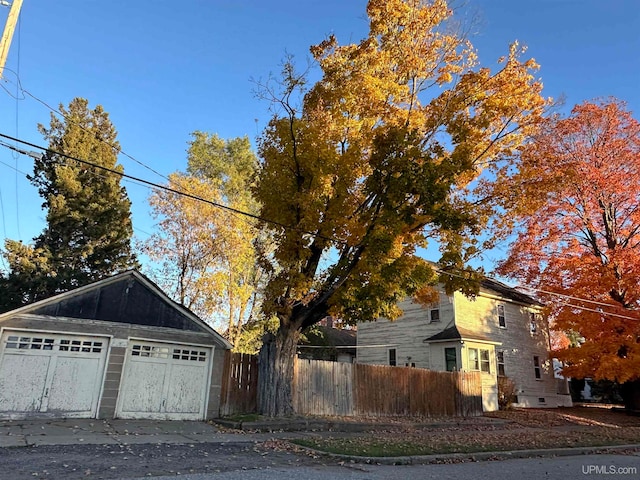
529, 312, 538, 333
430, 308, 440, 322
497, 304, 506, 328
533, 355, 542, 379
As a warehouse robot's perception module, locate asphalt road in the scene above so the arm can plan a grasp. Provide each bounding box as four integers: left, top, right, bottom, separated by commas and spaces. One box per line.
0, 441, 327, 479
2, 441, 639, 480
135, 454, 640, 480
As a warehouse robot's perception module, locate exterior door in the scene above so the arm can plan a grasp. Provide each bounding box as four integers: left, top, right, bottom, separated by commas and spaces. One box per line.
116, 341, 212, 420
0, 330, 108, 419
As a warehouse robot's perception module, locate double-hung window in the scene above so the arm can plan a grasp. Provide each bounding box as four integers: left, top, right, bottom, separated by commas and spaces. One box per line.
389, 348, 397, 366
533, 355, 542, 379
497, 304, 506, 328
497, 350, 506, 376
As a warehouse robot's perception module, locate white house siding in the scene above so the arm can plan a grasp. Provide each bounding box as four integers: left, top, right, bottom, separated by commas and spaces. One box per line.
453, 289, 569, 408
357, 292, 453, 368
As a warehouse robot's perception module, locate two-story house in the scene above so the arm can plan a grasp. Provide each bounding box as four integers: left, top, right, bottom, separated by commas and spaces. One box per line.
357, 277, 572, 411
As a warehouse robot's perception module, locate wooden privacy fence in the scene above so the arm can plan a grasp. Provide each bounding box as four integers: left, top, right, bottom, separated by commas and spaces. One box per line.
293, 359, 483, 417
219, 352, 258, 416
220, 354, 483, 417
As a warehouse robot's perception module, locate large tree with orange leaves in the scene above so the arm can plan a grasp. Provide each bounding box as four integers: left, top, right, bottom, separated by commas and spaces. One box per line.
496, 99, 640, 402
254, 0, 548, 415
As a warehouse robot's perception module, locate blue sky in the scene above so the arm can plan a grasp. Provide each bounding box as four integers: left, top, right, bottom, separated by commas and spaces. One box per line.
0, 0, 638, 272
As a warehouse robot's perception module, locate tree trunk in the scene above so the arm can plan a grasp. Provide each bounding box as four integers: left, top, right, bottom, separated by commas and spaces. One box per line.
257, 325, 300, 416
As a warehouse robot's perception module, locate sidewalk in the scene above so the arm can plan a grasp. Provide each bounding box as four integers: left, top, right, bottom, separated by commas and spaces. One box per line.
0, 418, 321, 448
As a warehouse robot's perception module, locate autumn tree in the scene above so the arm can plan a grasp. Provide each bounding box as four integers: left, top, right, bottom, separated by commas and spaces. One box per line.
144, 133, 269, 346
495, 99, 640, 407
254, 0, 549, 415
0, 98, 137, 311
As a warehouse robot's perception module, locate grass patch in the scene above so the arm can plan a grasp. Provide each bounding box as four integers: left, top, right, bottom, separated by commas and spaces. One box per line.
291, 427, 640, 457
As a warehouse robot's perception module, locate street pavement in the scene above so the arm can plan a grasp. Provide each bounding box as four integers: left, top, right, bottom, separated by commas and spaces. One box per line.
1, 418, 639, 480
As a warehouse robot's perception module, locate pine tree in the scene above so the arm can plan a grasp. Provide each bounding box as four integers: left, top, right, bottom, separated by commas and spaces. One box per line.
0, 97, 138, 310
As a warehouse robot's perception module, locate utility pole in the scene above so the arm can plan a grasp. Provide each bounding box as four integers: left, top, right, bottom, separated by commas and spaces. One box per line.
0, 0, 23, 81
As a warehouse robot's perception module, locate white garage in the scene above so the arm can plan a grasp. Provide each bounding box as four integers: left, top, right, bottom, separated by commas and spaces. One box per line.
116, 340, 212, 420
0, 330, 108, 419
0, 270, 232, 420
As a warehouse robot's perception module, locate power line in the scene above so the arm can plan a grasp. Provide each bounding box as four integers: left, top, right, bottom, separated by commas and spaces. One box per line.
435, 268, 640, 322
0, 132, 343, 245
2, 134, 638, 323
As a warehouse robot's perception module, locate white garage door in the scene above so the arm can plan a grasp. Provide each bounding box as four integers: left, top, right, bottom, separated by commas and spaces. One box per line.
116, 341, 212, 420
0, 330, 108, 419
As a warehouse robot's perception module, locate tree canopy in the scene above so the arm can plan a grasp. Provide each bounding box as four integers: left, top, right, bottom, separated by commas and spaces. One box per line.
254, 0, 549, 415
496, 98, 640, 384
0, 97, 137, 311
144, 132, 270, 347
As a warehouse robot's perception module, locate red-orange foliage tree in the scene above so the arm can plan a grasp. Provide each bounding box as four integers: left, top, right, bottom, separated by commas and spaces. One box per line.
496, 99, 640, 402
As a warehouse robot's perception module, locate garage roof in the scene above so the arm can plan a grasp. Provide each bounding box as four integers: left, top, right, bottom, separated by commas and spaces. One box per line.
0, 270, 232, 349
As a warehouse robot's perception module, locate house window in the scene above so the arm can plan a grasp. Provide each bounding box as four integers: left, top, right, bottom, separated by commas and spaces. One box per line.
469, 348, 491, 373
533, 355, 542, 379
430, 308, 440, 322
497, 350, 506, 376
445, 347, 457, 371
389, 348, 397, 366
529, 312, 538, 333
497, 304, 506, 328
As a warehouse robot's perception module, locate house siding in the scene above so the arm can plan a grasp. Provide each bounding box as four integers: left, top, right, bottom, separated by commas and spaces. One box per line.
358, 284, 572, 411
357, 292, 453, 368
453, 290, 567, 407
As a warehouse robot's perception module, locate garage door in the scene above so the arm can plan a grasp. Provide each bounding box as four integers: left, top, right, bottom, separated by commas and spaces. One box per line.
115, 341, 212, 420
0, 330, 108, 419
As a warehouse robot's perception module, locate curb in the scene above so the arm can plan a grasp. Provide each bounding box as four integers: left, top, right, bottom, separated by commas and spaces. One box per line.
294, 443, 640, 465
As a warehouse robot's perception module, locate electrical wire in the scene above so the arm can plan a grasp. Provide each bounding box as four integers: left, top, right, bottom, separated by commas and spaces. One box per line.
1, 133, 639, 323
0, 132, 344, 245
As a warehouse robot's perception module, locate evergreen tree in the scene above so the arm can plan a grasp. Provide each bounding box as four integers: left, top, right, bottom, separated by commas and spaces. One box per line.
0, 98, 138, 310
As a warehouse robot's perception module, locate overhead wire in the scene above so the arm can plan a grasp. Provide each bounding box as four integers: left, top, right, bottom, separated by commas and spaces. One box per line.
1, 135, 639, 323
434, 267, 640, 322
0, 132, 344, 245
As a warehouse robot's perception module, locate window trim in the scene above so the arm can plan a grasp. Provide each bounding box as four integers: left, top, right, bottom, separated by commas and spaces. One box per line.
429, 308, 440, 323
